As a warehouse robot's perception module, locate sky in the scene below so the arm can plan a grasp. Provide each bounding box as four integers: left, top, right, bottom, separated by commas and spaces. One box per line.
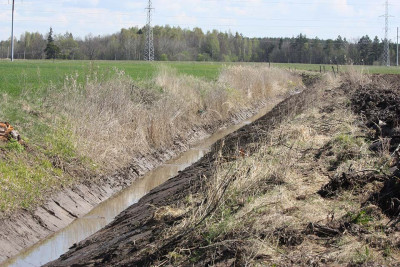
0, 0, 400, 42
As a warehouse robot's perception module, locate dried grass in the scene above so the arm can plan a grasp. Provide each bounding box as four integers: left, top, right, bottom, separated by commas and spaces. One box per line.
163, 76, 396, 266
51, 65, 301, 171
345, 65, 372, 87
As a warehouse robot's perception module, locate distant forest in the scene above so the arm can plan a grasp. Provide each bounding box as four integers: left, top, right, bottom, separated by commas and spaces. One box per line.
0, 25, 398, 65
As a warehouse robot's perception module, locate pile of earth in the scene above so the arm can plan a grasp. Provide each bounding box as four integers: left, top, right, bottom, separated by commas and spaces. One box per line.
321, 75, 400, 220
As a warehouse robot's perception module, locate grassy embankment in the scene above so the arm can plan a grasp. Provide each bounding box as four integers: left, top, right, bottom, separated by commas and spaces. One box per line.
138, 71, 400, 265
0, 60, 302, 215
272, 62, 400, 74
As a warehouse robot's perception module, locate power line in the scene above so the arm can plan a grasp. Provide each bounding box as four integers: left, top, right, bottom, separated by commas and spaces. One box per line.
0, 9, 387, 23
1, 0, 400, 42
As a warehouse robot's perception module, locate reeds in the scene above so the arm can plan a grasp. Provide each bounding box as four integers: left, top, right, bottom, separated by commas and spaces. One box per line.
53, 65, 302, 171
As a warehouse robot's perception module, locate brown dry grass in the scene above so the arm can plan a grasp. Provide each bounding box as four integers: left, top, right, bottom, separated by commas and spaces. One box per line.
344, 65, 372, 87
51, 65, 302, 172
152, 75, 400, 266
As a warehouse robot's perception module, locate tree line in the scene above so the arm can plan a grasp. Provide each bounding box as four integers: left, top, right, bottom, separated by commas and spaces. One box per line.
0, 25, 398, 65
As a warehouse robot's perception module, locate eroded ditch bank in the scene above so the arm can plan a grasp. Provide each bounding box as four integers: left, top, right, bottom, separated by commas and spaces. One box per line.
44, 74, 400, 266
0, 80, 304, 266
0, 107, 259, 264
43, 81, 317, 266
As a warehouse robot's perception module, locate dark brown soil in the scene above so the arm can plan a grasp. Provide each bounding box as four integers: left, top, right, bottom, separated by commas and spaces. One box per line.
351, 76, 400, 149
45, 81, 317, 267
369, 177, 400, 219
320, 75, 400, 222
318, 172, 387, 198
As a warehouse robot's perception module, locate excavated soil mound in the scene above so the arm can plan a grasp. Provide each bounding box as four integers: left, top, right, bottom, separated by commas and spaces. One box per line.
320, 76, 400, 222
351, 80, 400, 147
318, 172, 386, 198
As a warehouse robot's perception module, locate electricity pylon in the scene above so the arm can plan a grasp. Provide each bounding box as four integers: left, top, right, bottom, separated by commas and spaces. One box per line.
382, 0, 390, 66
144, 0, 154, 61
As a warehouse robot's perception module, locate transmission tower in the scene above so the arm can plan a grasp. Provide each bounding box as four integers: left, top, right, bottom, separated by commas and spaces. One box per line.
144, 0, 154, 61
383, 0, 390, 66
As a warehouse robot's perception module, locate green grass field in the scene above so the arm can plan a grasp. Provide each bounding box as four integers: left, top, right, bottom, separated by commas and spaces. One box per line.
1, 60, 398, 97
0, 60, 225, 97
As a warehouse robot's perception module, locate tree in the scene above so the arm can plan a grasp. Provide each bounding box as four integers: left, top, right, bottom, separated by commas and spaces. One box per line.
358, 35, 373, 65
56, 32, 78, 59
371, 36, 382, 64
203, 31, 220, 60
44, 27, 60, 59
291, 34, 309, 63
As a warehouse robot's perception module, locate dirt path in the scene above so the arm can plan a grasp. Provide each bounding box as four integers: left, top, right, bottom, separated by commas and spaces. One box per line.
45, 84, 315, 266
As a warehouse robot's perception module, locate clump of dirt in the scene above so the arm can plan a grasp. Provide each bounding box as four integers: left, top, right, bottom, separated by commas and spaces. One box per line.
273, 226, 304, 247
318, 172, 386, 198
300, 72, 321, 87
320, 77, 400, 217
351, 82, 400, 144
369, 177, 400, 218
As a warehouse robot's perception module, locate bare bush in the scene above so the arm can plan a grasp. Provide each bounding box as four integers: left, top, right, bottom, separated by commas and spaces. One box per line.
345, 65, 371, 87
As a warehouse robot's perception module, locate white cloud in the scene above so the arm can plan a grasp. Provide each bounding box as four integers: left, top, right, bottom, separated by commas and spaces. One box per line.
0, 0, 399, 41
330, 0, 354, 16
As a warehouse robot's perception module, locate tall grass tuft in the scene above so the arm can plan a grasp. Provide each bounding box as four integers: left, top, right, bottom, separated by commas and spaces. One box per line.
51, 65, 302, 171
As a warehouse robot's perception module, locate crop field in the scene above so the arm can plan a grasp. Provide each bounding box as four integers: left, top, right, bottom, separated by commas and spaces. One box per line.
1, 60, 398, 97
0, 60, 224, 96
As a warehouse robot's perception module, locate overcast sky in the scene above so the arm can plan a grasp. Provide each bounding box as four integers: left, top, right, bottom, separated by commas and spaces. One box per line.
0, 0, 400, 42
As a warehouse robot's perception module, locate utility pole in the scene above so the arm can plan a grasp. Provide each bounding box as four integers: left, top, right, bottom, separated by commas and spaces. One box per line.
144, 0, 154, 61
397, 27, 399, 66
10, 0, 15, 62
382, 0, 390, 66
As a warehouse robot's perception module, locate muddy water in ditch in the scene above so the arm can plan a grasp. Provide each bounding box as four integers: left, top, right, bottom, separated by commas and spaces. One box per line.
5, 103, 277, 267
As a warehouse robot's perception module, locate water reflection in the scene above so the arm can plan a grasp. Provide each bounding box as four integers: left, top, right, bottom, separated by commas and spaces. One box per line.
5, 149, 207, 267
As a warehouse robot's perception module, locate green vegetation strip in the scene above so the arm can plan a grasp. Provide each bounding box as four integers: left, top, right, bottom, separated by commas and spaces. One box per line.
1, 61, 397, 97
0, 60, 224, 96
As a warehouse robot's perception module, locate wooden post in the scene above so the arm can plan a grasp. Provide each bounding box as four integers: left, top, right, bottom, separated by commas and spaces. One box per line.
320, 65, 322, 73
332, 66, 336, 78
337, 64, 339, 73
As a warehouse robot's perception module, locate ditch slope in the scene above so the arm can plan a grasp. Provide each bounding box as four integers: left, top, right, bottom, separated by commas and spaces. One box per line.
46, 76, 317, 266
48, 74, 400, 266
0, 102, 273, 264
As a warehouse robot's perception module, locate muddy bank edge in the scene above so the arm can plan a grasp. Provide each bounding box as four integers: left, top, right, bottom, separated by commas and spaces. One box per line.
45, 83, 316, 266
0, 96, 284, 264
